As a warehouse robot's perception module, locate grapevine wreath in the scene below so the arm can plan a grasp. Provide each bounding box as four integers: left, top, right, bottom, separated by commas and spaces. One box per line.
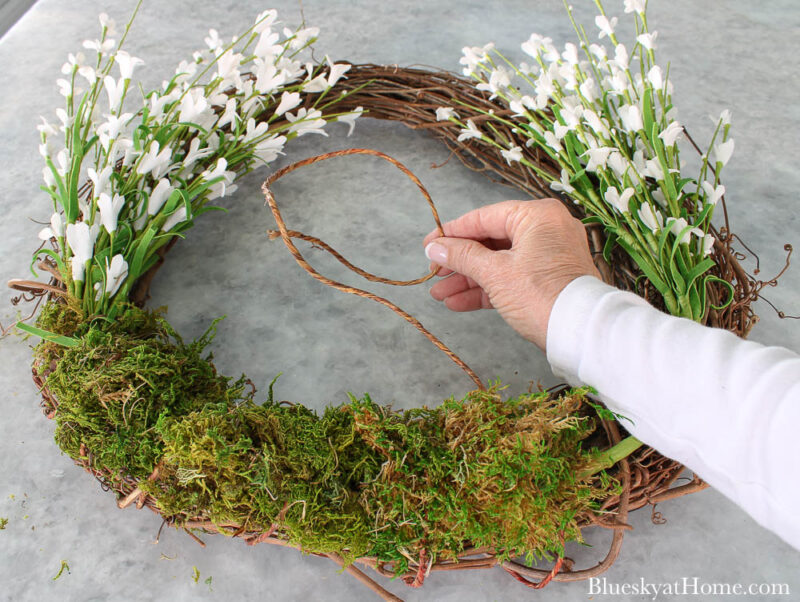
5, 2, 791, 600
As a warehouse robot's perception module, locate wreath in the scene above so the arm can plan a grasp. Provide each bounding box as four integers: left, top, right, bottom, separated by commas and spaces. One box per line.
6, 3, 783, 600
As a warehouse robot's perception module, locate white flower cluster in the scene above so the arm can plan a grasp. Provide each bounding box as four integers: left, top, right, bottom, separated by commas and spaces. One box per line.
36, 9, 363, 316
439, 1, 735, 320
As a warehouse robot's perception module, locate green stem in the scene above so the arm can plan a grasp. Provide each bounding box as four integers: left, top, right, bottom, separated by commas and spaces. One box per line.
580, 436, 643, 479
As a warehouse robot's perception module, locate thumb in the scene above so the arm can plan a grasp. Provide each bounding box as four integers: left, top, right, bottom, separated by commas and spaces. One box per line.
424, 237, 498, 285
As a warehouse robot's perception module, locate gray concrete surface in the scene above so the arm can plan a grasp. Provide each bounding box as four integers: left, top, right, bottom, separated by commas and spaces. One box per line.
1, 1, 798, 601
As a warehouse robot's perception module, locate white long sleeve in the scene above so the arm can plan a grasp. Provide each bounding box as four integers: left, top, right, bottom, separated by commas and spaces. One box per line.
546, 275, 800, 550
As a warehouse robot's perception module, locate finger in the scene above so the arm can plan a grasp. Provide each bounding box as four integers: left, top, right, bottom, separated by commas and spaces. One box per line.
422, 200, 527, 246
430, 273, 478, 301
443, 287, 493, 312
425, 236, 506, 286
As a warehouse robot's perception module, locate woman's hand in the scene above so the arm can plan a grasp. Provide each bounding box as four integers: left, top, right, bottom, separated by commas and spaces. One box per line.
423, 199, 601, 350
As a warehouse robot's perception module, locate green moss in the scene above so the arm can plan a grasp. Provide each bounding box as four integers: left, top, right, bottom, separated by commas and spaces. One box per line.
35, 300, 248, 482
33, 299, 616, 574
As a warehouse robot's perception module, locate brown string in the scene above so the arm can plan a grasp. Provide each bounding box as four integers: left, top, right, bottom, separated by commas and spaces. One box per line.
262, 148, 485, 391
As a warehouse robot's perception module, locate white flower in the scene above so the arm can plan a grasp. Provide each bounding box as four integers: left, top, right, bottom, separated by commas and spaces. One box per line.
583, 109, 610, 138
701, 181, 726, 205
115, 50, 144, 80
652, 189, 668, 208
605, 186, 635, 213
607, 151, 628, 179
148, 179, 175, 215
254, 60, 288, 94
65, 222, 99, 280
647, 65, 664, 90
562, 43, 579, 66
326, 59, 351, 87
99, 13, 117, 36
38, 212, 65, 241
637, 203, 664, 233
637, 32, 658, 50
624, 0, 646, 15
243, 117, 269, 143
162, 207, 188, 232
137, 141, 172, 179
83, 38, 115, 54
204, 29, 222, 52
583, 147, 614, 172
702, 234, 715, 256
178, 89, 210, 125
274, 91, 301, 117
78, 65, 98, 85
612, 44, 629, 70
521, 34, 558, 62
97, 112, 132, 151
255, 30, 281, 58
61, 52, 85, 75
658, 121, 684, 147
644, 158, 665, 181
579, 78, 598, 103
718, 109, 732, 126
285, 108, 328, 137
460, 43, 494, 74
666, 217, 704, 244
87, 165, 113, 198
94, 254, 126, 300
595, 15, 618, 39
476, 67, 512, 99
285, 26, 319, 50
98, 192, 125, 233
216, 98, 239, 130
254, 134, 287, 163
543, 131, 563, 154
713, 139, 735, 166
56, 78, 76, 98
302, 73, 328, 93
254, 10, 278, 34
435, 107, 457, 121
201, 158, 236, 200
549, 169, 575, 194
104, 76, 125, 111
214, 49, 242, 82
618, 104, 644, 133
181, 137, 212, 172
457, 119, 482, 142
337, 107, 363, 137
501, 146, 523, 165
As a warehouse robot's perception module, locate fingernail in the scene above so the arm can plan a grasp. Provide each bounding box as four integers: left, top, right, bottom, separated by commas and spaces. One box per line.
424, 242, 447, 264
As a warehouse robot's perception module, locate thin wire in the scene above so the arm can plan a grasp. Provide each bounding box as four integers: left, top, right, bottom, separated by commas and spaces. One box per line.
262, 148, 485, 391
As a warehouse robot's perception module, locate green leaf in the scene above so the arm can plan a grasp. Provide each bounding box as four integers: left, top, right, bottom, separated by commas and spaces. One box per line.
29, 248, 67, 280
642, 87, 655, 140
651, 123, 677, 201
617, 238, 670, 296
16, 322, 79, 347
129, 225, 157, 280
602, 232, 618, 263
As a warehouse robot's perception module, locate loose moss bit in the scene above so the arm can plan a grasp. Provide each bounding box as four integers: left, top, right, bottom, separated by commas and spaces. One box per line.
52, 559, 70, 580
191, 566, 200, 584
0, 517, 7, 529
33, 299, 617, 576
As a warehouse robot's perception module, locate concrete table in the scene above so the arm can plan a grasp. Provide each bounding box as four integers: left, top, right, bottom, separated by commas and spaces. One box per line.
1, 1, 798, 600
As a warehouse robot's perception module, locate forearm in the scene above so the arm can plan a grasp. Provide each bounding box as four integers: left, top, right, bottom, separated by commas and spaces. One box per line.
546, 276, 800, 550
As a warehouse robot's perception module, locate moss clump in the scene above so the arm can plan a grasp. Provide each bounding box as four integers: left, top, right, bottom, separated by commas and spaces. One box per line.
350, 388, 611, 571
143, 400, 382, 560
34, 300, 248, 481
33, 299, 616, 574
